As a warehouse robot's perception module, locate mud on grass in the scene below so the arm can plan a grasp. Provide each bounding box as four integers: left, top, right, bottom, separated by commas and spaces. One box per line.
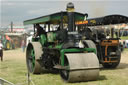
0, 48, 128, 85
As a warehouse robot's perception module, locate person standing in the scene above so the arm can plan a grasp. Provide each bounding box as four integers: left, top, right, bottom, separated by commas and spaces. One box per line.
0, 40, 3, 61
21, 40, 25, 52
126, 40, 128, 48
123, 40, 126, 48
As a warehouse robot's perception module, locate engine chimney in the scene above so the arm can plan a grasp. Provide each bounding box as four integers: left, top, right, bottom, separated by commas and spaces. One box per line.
66, 2, 75, 32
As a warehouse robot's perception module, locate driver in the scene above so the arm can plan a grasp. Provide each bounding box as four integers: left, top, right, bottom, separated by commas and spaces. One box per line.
35, 24, 46, 37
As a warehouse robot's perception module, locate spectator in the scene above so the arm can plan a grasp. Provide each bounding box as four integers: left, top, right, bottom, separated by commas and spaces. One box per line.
21, 40, 25, 52
125, 40, 128, 48
123, 40, 126, 48
0, 40, 3, 61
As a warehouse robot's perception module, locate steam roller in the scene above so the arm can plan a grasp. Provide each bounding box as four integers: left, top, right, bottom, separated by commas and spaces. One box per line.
24, 2, 100, 83
26, 42, 99, 82
24, 1, 128, 82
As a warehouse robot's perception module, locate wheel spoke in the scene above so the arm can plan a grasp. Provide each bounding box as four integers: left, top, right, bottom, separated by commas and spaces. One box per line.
30, 49, 35, 71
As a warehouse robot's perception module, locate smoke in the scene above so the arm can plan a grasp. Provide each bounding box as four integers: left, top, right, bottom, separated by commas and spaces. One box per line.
88, 1, 108, 18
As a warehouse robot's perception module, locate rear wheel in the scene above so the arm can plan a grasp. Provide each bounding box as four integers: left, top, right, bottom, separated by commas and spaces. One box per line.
102, 54, 121, 68
26, 42, 43, 74
102, 46, 121, 68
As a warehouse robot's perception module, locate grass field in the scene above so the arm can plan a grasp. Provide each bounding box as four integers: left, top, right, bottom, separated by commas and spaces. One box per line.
0, 48, 128, 85
121, 36, 128, 40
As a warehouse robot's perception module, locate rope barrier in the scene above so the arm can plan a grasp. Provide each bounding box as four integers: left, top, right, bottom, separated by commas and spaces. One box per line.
0, 71, 35, 85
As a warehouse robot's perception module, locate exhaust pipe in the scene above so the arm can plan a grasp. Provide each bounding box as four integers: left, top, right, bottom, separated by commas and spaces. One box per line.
66, 2, 75, 32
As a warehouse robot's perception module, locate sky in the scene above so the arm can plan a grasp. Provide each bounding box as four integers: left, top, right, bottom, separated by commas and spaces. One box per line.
0, 0, 128, 27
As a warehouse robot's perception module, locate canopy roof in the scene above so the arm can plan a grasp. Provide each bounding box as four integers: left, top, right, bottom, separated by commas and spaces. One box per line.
24, 11, 86, 25
76, 14, 128, 26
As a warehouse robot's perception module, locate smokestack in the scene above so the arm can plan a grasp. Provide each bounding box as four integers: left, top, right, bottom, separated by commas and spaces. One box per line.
66, 2, 75, 32
11, 21, 13, 32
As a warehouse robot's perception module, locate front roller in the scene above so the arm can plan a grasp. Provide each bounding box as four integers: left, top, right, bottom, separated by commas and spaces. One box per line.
26, 42, 43, 74
60, 53, 99, 82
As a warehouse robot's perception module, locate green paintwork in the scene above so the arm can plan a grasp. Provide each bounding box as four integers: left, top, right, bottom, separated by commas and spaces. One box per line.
75, 13, 85, 21
24, 16, 50, 25
60, 48, 96, 66
31, 49, 35, 70
0, 34, 14, 50
48, 45, 53, 48
55, 44, 63, 49
40, 34, 47, 45
32, 38, 38, 42
47, 32, 56, 42
32, 38, 34, 42
24, 12, 85, 25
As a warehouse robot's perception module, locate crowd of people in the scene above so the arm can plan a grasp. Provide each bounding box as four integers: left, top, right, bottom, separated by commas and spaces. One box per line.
0, 39, 26, 62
